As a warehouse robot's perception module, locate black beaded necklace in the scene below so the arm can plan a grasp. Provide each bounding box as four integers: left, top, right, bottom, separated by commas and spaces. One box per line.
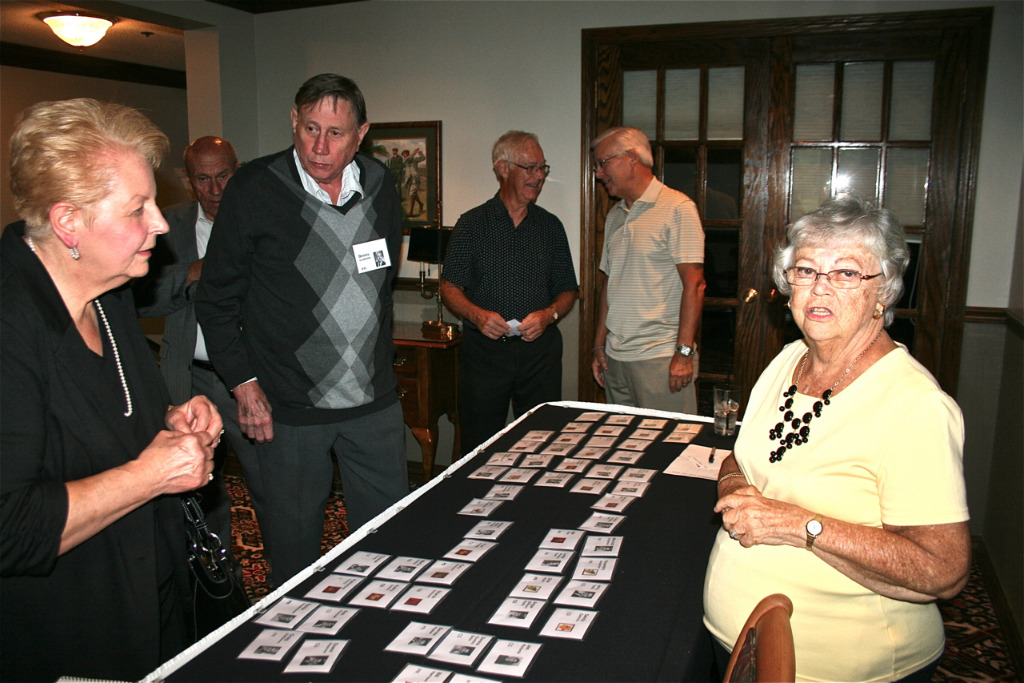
768, 329, 882, 463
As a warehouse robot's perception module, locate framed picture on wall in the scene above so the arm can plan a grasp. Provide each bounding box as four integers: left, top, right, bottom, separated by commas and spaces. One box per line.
361, 121, 441, 232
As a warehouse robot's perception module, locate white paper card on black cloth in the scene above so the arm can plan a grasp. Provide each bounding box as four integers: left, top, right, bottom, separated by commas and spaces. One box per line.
335, 550, 390, 576
664, 445, 728, 481
458, 498, 504, 517
476, 639, 543, 678
509, 573, 563, 600
348, 579, 407, 608
296, 605, 359, 635
487, 597, 547, 628
392, 663, 452, 682
282, 638, 348, 674
538, 608, 598, 640
445, 539, 498, 562
539, 528, 585, 551
419, 559, 473, 585
237, 628, 303, 661
305, 574, 363, 602
534, 471, 574, 488
483, 484, 524, 501
579, 511, 625, 534
353, 238, 390, 273
591, 494, 635, 513
582, 535, 623, 557
427, 630, 494, 666
525, 549, 574, 573
253, 597, 320, 629
570, 478, 610, 495
391, 585, 452, 614
554, 580, 609, 609
385, 622, 452, 656
377, 556, 431, 582
465, 520, 513, 540
572, 557, 617, 581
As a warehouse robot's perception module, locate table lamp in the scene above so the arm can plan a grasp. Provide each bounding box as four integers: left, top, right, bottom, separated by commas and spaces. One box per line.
407, 226, 457, 338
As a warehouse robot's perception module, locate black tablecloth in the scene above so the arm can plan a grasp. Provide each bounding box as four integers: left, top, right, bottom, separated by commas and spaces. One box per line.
157, 403, 734, 682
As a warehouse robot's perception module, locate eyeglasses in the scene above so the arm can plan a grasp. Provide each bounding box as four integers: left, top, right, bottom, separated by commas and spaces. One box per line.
506, 161, 551, 177
784, 266, 882, 289
595, 153, 624, 169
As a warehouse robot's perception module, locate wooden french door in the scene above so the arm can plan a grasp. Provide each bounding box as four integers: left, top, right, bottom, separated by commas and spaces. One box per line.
580, 9, 991, 412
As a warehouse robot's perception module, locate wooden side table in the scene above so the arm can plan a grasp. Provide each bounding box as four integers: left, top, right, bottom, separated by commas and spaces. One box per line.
393, 321, 461, 482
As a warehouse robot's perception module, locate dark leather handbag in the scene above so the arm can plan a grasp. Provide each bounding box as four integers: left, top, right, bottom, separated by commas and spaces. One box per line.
182, 494, 251, 638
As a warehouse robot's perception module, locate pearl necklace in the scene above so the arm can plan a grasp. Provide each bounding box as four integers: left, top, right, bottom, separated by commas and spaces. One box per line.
26, 236, 133, 417
768, 329, 882, 463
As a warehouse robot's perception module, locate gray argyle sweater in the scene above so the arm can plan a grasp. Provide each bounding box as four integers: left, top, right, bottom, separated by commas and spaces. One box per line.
196, 149, 402, 424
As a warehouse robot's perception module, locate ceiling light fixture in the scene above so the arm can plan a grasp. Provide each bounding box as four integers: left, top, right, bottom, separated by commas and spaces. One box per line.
37, 11, 119, 48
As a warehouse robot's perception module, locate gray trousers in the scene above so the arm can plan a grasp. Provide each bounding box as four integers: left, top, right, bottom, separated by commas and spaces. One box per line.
253, 399, 408, 584
604, 353, 699, 415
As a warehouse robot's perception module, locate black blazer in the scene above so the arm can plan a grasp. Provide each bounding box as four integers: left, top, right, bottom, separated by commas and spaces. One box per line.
0, 223, 189, 681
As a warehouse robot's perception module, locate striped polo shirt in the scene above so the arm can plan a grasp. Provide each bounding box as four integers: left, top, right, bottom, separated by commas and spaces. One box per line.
599, 178, 704, 360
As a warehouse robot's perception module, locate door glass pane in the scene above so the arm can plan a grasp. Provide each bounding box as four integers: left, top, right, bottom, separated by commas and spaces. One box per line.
885, 148, 929, 226
790, 148, 832, 218
840, 62, 884, 140
623, 70, 657, 140
665, 69, 699, 140
707, 67, 744, 140
836, 147, 880, 201
704, 227, 739, 298
794, 64, 834, 140
706, 148, 742, 220
896, 238, 922, 310
890, 61, 934, 140
698, 306, 736, 378
663, 146, 697, 198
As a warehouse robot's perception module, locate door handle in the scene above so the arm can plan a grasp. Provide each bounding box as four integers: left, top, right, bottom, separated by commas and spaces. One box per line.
743, 288, 758, 304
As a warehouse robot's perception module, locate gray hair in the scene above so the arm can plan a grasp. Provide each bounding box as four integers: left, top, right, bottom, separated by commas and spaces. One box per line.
590, 126, 654, 168
772, 193, 909, 326
491, 130, 539, 178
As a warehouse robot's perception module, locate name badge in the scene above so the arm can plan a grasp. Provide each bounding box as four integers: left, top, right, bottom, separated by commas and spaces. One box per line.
353, 238, 391, 273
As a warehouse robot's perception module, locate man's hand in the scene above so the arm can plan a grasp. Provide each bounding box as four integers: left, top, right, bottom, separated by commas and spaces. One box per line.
669, 353, 694, 393
591, 347, 608, 387
518, 308, 553, 342
474, 310, 511, 340
233, 380, 274, 442
186, 258, 203, 287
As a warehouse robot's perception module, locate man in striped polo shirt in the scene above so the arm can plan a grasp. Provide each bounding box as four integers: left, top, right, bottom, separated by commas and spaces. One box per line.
590, 127, 706, 414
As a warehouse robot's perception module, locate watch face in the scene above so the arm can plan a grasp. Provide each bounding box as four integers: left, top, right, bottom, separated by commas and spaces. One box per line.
806, 519, 823, 536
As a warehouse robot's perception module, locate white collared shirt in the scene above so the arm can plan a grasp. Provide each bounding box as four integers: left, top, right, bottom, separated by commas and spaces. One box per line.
194, 205, 214, 361
292, 149, 362, 206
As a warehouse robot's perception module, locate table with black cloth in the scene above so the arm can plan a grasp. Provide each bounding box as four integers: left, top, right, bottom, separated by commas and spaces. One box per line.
146, 401, 736, 683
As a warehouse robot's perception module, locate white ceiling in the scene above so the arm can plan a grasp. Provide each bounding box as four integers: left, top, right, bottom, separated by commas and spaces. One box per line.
1, 1, 186, 70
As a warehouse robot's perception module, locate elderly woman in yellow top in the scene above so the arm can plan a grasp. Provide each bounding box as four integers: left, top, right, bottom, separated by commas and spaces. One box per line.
703, 193, 969, 682
1, 99, 222, 681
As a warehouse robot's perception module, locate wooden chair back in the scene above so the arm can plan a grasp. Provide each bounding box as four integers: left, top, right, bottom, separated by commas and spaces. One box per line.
722, 593, 795, 682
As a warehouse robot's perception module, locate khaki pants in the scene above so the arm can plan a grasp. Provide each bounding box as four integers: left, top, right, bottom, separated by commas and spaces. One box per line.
604, 353, 699, 415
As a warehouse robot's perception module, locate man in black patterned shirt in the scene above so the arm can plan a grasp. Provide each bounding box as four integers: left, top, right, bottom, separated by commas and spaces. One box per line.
441, 131, 578, 455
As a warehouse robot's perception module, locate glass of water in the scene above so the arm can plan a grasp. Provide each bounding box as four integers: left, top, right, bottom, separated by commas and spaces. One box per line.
713, 384, 740, 436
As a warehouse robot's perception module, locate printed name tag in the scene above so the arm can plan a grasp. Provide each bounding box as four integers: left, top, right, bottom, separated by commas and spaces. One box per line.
354, 238, 391, 273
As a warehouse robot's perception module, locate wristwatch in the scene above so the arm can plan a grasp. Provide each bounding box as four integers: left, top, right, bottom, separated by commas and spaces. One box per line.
805, 514, 824, 550
549, 307, 559, 322
675, 343, 694, 357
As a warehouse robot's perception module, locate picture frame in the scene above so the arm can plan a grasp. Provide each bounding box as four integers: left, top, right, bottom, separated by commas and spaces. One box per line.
361, 121, 441, 232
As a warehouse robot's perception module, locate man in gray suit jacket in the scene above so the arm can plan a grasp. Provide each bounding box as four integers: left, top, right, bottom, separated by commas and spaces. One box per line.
135, 136, 260, 543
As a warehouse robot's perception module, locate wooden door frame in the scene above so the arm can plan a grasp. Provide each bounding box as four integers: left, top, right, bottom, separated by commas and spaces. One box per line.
579, 8, 992, 403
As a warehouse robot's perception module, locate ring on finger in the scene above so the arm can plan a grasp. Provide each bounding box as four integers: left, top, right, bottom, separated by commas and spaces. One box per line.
729, 530, 740, 540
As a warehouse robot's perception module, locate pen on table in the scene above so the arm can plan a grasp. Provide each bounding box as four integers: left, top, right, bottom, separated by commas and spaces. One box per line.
708, 448, 716, 464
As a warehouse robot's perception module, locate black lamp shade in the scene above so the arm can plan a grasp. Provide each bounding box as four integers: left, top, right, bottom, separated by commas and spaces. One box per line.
408, 227, 452, 264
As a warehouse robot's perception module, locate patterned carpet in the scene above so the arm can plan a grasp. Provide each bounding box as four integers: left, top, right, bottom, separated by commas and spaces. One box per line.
224, 474, 1019, 681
